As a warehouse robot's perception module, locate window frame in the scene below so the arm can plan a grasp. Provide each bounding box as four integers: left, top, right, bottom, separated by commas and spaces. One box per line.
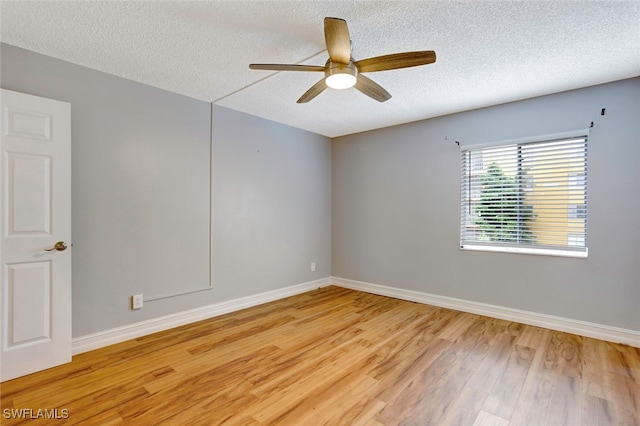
459, 130, 589, 258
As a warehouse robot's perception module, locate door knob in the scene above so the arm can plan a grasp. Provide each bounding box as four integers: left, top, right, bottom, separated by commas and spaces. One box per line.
44, 241, 68, 252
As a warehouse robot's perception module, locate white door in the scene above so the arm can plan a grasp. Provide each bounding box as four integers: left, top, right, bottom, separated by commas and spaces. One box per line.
0, 89, 71, 382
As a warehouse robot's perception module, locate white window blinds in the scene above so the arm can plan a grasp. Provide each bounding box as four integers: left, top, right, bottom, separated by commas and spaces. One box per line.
460, 134, 588, 256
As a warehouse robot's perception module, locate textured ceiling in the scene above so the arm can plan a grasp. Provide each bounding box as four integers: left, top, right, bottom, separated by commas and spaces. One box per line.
1, 1, 639, 137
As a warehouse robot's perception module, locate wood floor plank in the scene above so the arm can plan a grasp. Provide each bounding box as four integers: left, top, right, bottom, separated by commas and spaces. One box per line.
372, 335, 452, 404
381, 316, 508, 424
516, 324, 548, 349
246, 336, 382, 422
546, 373, 583, 425
466, 327, 517, 391
482, 344, 535, 420
1, 286, 638, 425
509, 329, 554, 426
473, 409, 510, 426
376, 338, 483, 423
259, 358, 379, 425
545, 331, 583, 377
582, 336, 611, 401
334, 396, 387, 426
582, 394, 616, 425
438, 384, 489, 425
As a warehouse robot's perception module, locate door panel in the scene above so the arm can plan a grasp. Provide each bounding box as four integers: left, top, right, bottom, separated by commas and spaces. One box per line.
5, 107, 52, 140
1, 89, 71, 382
6, 153, 51, 235
6, 262, 51, 346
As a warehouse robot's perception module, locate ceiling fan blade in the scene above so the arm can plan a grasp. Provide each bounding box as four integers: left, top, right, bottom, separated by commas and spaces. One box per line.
355, 51, 436, 73
355, 74, 391, 102
324, 17, 351, 64
297, 79, 327, 103
249, 64, 326, 72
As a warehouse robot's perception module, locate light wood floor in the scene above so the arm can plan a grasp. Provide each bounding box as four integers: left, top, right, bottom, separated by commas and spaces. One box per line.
1, 286, 638, 425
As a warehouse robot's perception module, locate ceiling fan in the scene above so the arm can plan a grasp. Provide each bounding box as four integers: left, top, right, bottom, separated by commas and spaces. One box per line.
249, 17, 436, 103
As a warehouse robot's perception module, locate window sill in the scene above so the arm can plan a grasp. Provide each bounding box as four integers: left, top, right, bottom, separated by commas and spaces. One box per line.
460, 244, 588, 258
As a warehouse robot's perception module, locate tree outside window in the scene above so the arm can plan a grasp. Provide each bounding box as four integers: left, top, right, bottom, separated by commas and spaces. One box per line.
474, 162, 534, 244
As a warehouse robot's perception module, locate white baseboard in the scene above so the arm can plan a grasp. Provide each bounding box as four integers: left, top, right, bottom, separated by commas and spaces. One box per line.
331, 276, 640, 348
73, 275, 639, 354
72, 277, 332, 355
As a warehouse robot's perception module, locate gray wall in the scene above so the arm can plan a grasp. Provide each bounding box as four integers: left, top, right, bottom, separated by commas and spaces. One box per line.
211, 106, 331, 301
1, 44, 332, 337
333, 77, 640, 332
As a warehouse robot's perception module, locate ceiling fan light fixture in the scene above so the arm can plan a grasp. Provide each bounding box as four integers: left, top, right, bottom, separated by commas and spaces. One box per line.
326, 73, 357, 89
325, 62, 357, 89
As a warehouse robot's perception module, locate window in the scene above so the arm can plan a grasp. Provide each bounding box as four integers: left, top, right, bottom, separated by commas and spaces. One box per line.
460, 132, 588, 257
568, 204, 587, 219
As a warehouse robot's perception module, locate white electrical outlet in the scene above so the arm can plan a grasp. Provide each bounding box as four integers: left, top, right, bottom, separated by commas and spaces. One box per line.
311, 262, 316, 272
132, 294, 143, 310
